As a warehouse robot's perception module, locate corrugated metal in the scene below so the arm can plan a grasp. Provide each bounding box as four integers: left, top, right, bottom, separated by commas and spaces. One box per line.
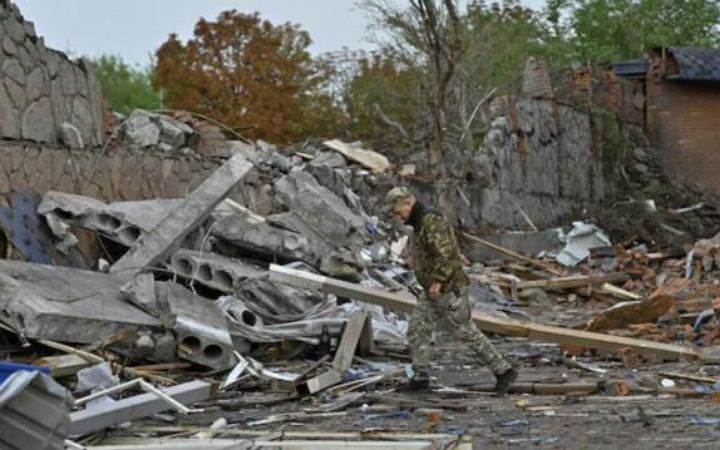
668, 47, 720, 81
611, 59, 648, 79
0, 371, 71, 450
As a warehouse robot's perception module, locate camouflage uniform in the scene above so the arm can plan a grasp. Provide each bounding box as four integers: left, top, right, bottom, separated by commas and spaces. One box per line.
406, 204, 511, 376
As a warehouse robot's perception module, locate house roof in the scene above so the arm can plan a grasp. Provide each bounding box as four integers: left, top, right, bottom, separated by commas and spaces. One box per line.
668, 47, 720, 81
611, 59, 648, 79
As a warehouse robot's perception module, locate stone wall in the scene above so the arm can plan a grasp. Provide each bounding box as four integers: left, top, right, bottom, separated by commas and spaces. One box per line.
474, 98, 610, 228
0, 144, 220, 201
0, 1, 104, 146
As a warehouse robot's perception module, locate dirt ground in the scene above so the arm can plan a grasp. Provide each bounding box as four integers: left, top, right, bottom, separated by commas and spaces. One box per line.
101, 330, 720, 450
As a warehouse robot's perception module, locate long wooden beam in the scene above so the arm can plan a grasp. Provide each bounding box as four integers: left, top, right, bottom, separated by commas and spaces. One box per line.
515, 272, 628, 290
269, 265, 701, 361
462, 232, 563, 275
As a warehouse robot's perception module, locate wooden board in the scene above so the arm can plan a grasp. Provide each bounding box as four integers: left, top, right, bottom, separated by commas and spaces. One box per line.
269, 265, 701, 361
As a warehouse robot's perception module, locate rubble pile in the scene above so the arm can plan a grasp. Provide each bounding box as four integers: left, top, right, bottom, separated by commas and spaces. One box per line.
2, 110, 720, 448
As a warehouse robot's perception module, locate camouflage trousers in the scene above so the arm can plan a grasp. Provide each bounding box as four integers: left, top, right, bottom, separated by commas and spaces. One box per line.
408, 287, 511, 375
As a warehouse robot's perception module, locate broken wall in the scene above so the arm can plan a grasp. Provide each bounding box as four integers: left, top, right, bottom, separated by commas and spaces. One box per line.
0, 1, 104, 146
0, 144, 220, 201
404, 61, 654, 231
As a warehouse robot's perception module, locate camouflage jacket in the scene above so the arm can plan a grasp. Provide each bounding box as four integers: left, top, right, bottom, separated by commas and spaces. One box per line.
407, 202, 469, 293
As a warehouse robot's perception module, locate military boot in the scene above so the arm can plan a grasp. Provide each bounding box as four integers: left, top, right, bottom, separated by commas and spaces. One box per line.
395, 369, 430, 392
494, 367, 518, 396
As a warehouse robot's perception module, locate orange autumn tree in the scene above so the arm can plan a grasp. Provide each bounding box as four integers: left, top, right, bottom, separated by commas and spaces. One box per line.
154, 11, 343, 142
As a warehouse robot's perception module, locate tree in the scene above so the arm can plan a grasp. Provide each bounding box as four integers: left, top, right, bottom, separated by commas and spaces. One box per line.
343, 50, 421, 154
561, 0, 720, 62
362, 0, 463, 171
154, 11, 342, 142
90, 55, 162, 115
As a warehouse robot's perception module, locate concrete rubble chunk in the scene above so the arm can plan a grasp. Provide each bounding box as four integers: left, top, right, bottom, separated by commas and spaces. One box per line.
212, 206, 362, 280
122, 109, 196, 150
168, 248, 266, 293
212, 207, 316, 264
310, 151, 347, 169
39, 192, 182, 247
275, 170, 366, 245
323, 139, 391, 174
121, 273, 158, 316
110, 152, 254, 279
123, 109, 160, 148
159, 282, 235, 370
0, 260, 161, 344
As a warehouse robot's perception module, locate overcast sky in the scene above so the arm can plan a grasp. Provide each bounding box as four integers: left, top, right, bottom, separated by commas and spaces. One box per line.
14, 0, 547, 66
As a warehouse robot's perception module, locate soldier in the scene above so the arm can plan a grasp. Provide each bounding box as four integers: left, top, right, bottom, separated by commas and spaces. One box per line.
385, 186, 517, 394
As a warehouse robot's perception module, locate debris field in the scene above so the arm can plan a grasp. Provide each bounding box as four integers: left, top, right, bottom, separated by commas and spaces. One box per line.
0, 108, 720, 450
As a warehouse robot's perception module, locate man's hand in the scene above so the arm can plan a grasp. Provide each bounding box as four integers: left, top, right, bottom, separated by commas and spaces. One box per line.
428, 281, 442, 299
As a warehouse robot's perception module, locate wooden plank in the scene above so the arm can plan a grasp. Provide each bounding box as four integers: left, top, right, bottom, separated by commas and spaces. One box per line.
333, 310, 367, 372
34, 354, 91, 377
516, 273, 628, 290
37, 339, 175, 385
600, 283, 642, 300
129, 362, 193, 372
463, 232, 563, 275
658, 371, 720, 384
111, 153, 253, 278
269, 265, 701, 361
296, 369, 343, 395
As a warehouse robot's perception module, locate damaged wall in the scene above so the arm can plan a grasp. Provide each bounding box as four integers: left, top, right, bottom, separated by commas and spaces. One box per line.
410, 96, 621, 230
0, 144, 219, 201
0, 1, 104, 146
404, 60, 656, 230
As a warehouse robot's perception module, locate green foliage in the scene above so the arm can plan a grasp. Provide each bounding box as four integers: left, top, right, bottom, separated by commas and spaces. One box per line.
89, 55, 162, 115
561, 0, 720, 62
343, 51, 421, 149
593, 107, 624, 172
463, 0, 568, 92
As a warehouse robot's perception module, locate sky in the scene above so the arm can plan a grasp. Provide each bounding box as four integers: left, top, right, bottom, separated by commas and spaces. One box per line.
14, 0, 548, 66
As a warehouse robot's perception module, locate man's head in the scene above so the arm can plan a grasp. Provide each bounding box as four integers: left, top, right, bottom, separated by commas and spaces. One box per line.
384, 186, 415, 222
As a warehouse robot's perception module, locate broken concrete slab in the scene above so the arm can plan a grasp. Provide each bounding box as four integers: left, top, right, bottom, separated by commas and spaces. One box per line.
39, 192, 182, 246
121, 110, 196, 151
111, 153, 253, 279
212, 207, 315, 264
310, 151, 347, 169
0, 260, 161, 344
212, 206, 362, 280
274, 171, 366, 245
159, 282, 235, 370
323, 139, 391, 174
168, 248, 265, 293
121, 273, 158, 316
